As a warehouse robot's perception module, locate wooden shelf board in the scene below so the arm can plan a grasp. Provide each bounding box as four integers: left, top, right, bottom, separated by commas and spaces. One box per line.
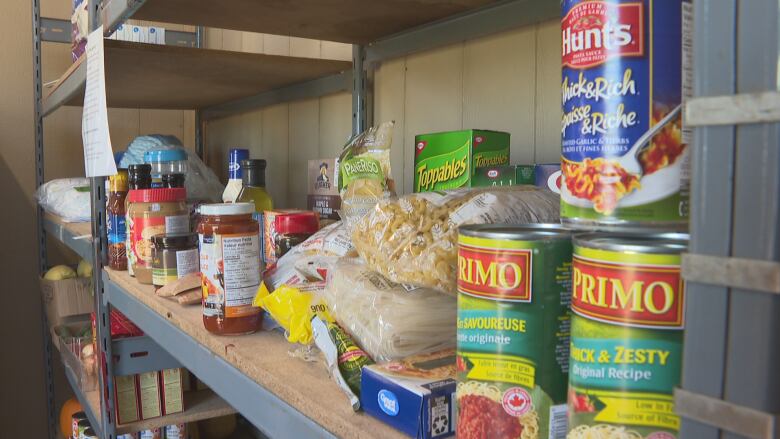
105, 268, 405, 439
44, 213, 92, 240
51, 330, 235, 435
43, 40, 351, 112
116, 389, 236, 435
132, 0, 499, 44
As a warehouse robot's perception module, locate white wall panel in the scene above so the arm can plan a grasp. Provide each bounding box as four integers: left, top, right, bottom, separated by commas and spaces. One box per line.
206, 20, 563, 202
463, 26, 537, 164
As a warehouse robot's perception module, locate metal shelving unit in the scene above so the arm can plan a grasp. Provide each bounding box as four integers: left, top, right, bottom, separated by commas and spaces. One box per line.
31, 0, 562, 438
676, 2, 780, 439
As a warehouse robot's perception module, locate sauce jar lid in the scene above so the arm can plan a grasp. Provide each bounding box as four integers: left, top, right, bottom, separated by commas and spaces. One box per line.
127, 187, 186, 203
144, 148, 187, 163
275, 211, 319, 235
152, 232, 198, 248
199, 202, 255, 216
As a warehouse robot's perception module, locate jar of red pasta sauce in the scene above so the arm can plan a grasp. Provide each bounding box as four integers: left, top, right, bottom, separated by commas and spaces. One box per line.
198, 203, 262, 335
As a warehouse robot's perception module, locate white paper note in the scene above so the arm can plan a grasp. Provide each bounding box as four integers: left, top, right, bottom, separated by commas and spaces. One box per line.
81, 25, 117, 177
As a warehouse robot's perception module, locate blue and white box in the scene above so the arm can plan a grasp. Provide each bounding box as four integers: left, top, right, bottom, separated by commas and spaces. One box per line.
361, 351, 457, 439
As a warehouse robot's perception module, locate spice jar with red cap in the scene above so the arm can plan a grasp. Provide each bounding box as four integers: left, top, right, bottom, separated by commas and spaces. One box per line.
273, 211, 320, 259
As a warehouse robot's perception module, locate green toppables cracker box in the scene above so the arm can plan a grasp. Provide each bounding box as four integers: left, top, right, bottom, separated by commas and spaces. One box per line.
472, 165, 518, 187
413, 129, 510, 192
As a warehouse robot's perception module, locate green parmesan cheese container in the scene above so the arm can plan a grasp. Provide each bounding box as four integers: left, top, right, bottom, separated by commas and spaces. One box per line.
414, 129, 510, 192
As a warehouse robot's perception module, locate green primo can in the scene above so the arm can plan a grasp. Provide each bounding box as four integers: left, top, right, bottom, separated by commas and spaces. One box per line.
456, 224, 572, 439
568, 233, 688, 439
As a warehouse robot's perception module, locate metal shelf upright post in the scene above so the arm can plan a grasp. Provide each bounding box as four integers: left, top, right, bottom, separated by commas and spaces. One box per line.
677, 1, 780, 438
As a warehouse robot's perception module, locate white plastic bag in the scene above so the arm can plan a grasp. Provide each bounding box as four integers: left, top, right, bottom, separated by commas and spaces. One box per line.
323, 258, 457, 362
36, 178, 92, 222
265, 221, 357, 290
352, 186, 560, 294
118, 135, 224, 202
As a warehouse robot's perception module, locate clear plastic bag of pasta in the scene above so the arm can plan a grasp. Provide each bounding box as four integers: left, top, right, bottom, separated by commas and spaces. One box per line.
352, 186, 560, 294
337, 121, 395, 228
323, 258, 457, 362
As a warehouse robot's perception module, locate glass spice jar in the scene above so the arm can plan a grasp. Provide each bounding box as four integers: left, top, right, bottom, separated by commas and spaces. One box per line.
273, 211, 319, 259
151, 233, 199, 290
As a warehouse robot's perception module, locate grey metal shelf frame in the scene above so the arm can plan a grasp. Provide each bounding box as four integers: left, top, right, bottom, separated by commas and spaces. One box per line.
31, 0, 564, 438
675, 1, 780, 439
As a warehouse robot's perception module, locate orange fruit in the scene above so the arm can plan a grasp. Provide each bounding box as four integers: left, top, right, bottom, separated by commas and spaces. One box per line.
60, 398, 83, 437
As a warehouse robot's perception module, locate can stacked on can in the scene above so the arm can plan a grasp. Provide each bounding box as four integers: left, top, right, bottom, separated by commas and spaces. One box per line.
560, 1, 692, 437
560, 0, 693, 230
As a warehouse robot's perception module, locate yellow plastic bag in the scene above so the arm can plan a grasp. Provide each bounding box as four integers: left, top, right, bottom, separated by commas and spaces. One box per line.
259, 283, 332, 345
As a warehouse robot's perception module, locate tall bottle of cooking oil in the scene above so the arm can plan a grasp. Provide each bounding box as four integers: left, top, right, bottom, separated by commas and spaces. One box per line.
236, 159, 273, 266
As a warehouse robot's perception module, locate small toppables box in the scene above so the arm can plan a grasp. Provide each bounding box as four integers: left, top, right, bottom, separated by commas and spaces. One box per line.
414, 130, 510, 192
362, 350, 457, 439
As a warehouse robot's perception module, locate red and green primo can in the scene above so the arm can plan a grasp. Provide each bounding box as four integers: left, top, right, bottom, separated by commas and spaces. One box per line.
560, 0, 693, 230
456, 224, 572, 439
568, 233, 687, 438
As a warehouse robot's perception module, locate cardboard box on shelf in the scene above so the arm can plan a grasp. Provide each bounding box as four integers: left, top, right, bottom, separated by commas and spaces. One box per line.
534, 163, 562, 194
40, 275, 92, 327
414, 130, 510, 192
516, 164, 536, 185
115, 374, 141, 425
472, 165, 518, 188
307, 159, 341, 224
161, 368, 184, 415
139, 371, 163, 420
362, 350, 457, 439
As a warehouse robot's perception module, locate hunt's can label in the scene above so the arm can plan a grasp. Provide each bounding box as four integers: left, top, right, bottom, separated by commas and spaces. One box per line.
568, 233, 687, 439
560, 0, 693, 229
456, 225, 572, 439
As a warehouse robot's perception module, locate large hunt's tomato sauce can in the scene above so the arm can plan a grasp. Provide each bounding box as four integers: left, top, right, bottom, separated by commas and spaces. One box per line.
568, 233, 688, 438
561, 0, 693, 229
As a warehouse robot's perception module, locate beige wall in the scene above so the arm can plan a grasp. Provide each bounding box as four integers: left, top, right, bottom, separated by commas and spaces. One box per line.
205, 20, 562, 204
202, 30, 353, 208
0, 1, 49, 437
0, 2, 200, 436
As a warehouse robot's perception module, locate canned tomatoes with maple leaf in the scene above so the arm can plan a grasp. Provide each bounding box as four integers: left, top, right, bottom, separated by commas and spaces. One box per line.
456, 225, 572, 439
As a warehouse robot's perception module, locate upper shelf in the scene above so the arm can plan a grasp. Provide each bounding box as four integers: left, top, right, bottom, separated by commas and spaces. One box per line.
42, 40, 352, 116
111, 0, 500, 44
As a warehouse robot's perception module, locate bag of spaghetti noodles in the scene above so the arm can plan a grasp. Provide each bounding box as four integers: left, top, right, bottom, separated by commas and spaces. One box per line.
323, 258, 457, 363
337, 121, 395, 229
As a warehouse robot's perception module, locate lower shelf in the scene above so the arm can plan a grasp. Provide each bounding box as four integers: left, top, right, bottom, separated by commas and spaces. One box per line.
53, 335, 236, 435
103, 268, 404, 439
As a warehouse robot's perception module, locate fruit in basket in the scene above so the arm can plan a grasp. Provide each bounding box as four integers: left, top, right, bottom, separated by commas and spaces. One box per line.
199, 415, 237, 439
77, 259, 93, 278
59, 398, 83, 436
44, 265, 77, 280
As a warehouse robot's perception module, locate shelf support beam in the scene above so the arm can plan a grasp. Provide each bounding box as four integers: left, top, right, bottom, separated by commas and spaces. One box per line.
364, 0, 558, 65
201, 71, 352, 121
